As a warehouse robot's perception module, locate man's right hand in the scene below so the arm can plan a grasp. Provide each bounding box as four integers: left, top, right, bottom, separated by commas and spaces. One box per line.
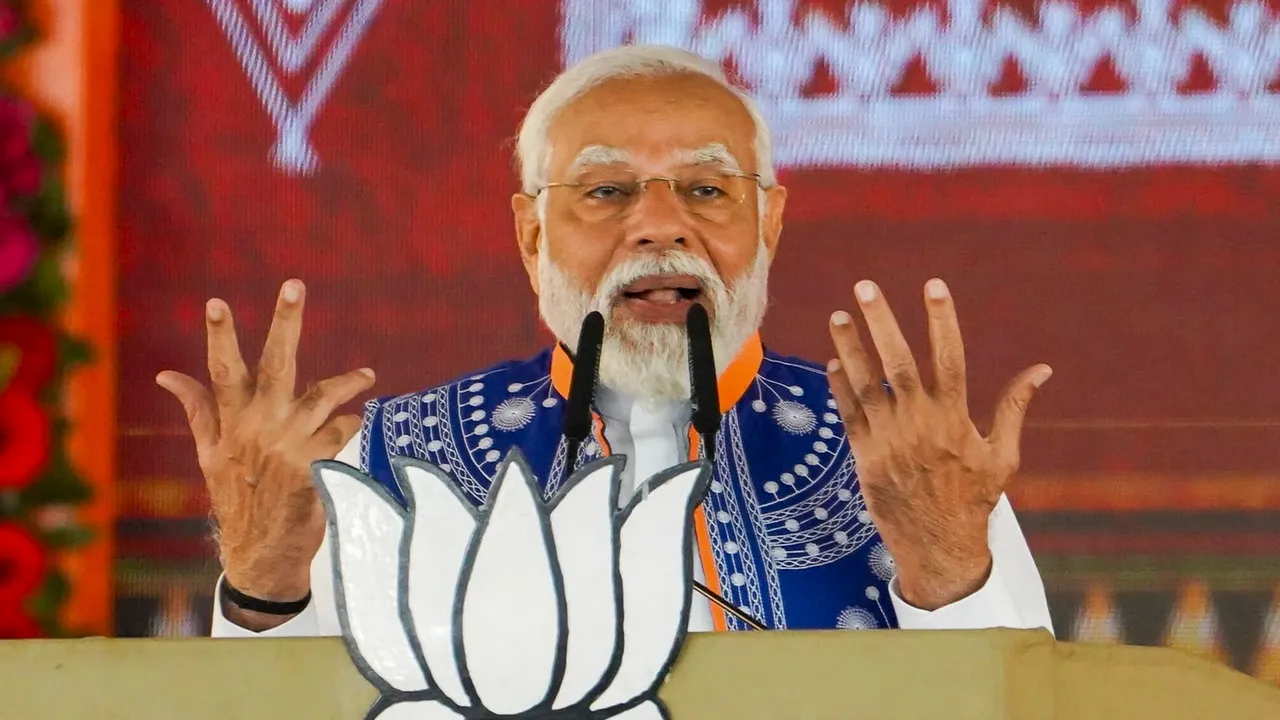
156, 279, 375, 630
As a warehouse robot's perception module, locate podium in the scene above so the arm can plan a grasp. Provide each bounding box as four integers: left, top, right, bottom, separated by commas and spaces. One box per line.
2, 629, 1278, 719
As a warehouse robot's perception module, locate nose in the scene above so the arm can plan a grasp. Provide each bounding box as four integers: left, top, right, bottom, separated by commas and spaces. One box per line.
622, 179, 690, 250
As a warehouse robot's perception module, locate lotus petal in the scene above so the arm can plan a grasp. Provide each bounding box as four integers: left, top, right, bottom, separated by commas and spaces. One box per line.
396, 458, 478, 708
548, 457, 624, 709
367, 699, 465, 719
591, 462, 708, 712
459, 452, 562, 714
312, 462, 428, 693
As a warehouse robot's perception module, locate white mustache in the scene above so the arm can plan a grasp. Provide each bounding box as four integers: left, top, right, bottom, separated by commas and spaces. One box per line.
592, 252, 726, 311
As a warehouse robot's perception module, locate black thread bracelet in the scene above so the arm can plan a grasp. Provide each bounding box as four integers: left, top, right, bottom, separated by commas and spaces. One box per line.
221, 578, 311, 616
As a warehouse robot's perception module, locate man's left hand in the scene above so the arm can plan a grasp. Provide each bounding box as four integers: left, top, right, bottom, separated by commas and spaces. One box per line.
826, 278, 1052, 610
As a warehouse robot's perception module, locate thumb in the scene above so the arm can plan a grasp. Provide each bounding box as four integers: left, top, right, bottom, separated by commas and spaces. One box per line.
157, 370, 220, 462
986, 364, 1053, 472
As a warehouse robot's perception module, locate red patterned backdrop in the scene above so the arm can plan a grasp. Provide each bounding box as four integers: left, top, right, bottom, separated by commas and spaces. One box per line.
116, 0, 1280, 683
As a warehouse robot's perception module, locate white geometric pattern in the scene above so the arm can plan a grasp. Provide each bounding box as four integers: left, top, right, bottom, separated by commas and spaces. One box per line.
204, 0, 387, 174
561, 0, 1280, 168
748, 358, 878, 572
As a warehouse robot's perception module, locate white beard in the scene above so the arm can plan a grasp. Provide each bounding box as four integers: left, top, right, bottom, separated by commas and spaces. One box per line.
537, 238, 770, 401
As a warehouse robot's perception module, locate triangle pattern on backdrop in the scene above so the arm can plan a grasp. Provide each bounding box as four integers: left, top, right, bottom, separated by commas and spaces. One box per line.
1163, 579, 1228, 665
1072, 581, 1124, 644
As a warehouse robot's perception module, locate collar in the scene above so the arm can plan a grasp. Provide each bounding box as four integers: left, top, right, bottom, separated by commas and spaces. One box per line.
550, 333, 763, 413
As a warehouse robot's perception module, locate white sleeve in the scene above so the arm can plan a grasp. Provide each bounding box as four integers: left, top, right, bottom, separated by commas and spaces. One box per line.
208, 433, 361, 638
888, 494, 1054, 636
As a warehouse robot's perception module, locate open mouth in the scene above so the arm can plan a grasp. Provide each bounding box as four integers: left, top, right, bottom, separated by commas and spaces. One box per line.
615, 274, 705, 323
619, 274, 703, 305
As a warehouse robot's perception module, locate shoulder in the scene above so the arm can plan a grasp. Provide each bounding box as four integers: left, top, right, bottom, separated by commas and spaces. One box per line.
759, 347, 832, 390
746, 346, 844, 439
352, 348, 562, 498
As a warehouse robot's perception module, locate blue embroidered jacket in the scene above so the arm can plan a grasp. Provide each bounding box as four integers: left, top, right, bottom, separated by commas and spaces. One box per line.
358, 337, 899, 632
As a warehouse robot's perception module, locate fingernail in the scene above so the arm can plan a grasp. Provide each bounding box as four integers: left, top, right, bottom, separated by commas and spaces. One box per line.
358, 367, 375, 378
855, 280, 877, 303
281, 281, 301, 303
826, 358, 841, 373
154, 373, 167, 386
206, 299, 224, 321
1032, 366, 1053, 388
926, 278, 949, 300
830, 310, 852, 326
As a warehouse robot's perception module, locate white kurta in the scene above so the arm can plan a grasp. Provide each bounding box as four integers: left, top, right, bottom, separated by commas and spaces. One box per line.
211, 390, 1054, 638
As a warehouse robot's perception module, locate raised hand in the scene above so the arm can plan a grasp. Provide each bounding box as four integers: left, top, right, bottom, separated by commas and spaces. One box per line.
826, 278, 1051, 610
156, 280, 375, 627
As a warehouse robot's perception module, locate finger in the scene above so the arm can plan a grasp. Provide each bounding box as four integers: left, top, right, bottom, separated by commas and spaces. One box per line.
987, 364, 1054, 474
305, 413, 363, 460
205, 298, 252, 423
924, 278, 967, 406
854, 280, 923, 401
256, 279, 306, 403
156, 370, 219, 465
830, 310, 891, 425
290, 367, 377, 437
826, 359, 869, 438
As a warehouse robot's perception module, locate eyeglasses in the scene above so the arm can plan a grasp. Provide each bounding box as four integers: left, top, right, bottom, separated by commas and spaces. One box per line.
533, 168, 763, 225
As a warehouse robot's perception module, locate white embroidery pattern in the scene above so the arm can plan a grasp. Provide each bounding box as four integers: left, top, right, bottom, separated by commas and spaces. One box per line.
836, 606, 879, 630
457, 374, 560, 468
379, 367, 576, 503
711, 413, 785, 629
382, 387, 483, 502
864, 585, 894, 626
771, 400, 818, 435
726, 357, 880, 584
491, 397, 538, 432
205, 0, 387, 174
747, 359, 879, 572
868, 542, 897, 582
561, 0, 1280, 168
358, 396, 377, 471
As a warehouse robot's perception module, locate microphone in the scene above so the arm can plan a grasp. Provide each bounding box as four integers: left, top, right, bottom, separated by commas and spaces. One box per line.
562, 311, 605, 475
685, 303, 721, 465
685, 304, 766, 631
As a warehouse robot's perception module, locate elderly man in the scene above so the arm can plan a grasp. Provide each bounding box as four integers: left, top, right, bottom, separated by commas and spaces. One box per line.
158, 45, 1054, 637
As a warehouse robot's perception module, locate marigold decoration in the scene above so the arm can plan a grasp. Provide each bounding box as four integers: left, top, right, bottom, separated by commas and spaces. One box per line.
0, 389, 49, 489
0, 1, 93, 639
0, 521, 47, 638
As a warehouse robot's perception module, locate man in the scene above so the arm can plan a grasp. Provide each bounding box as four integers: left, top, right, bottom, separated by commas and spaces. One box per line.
158, 45, 1054, 637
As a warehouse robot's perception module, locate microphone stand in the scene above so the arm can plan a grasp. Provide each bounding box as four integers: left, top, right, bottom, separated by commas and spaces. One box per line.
695, 581, 766, 630
686, 304, 767, 631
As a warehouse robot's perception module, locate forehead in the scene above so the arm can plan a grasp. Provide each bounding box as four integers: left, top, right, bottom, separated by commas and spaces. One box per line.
546, 73, 757, 174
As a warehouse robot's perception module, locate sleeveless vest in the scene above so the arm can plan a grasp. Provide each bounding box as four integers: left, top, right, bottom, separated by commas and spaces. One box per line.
359, 336, 899, 631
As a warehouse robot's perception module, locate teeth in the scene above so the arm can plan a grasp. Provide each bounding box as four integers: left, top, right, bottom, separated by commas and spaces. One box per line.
635, 289, 681, 304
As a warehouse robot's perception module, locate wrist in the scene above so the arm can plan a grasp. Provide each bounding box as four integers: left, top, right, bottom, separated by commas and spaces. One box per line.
221, 600, 301, 632
895, 548, 992, 610
223, 565, 311, 603
218, 575, 311, 632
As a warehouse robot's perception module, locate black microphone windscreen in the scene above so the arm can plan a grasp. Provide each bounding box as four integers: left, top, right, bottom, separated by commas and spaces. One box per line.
685, 304, 721, 435
562, 311, 605, 442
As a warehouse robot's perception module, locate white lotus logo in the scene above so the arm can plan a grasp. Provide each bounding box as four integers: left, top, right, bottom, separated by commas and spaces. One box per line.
312, 449, 710, 720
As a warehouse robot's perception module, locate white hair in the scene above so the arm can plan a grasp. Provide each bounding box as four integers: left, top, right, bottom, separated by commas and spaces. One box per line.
516, 44, 776, 195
